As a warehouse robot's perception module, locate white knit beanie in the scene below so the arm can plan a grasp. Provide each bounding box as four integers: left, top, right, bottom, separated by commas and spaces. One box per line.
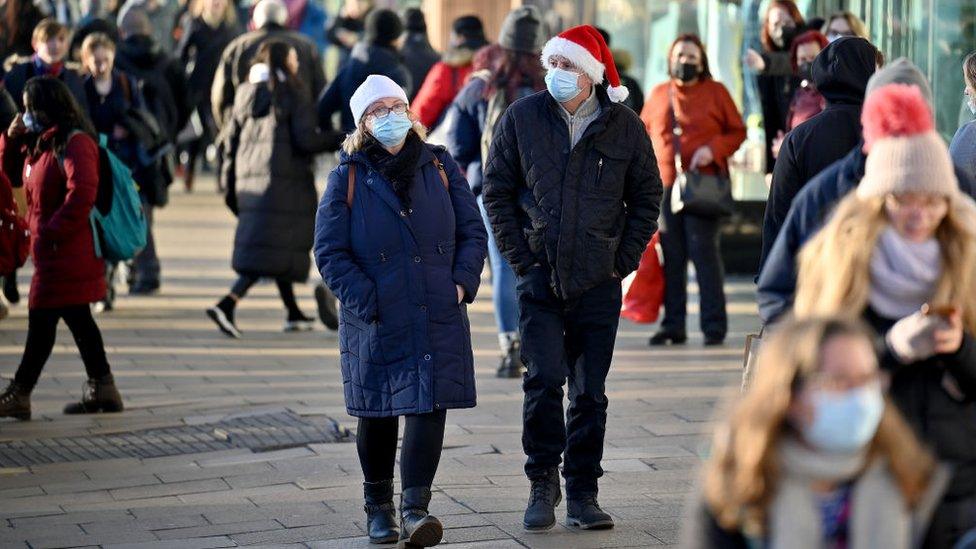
349, 75, 409, 128
856, 84, 959, 199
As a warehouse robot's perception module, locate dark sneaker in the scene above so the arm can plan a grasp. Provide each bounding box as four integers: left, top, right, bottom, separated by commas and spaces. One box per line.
63, 376, 124, 415
0, 381, 31, 420
129, 281, 161, 296
704, 334, 725, 346
314, 283, 339, 331
649, 330, 687, 346
523, 469, 561, 531
566, 496, 614, 530
3, 275, 19, 305
495, 340, 524, 379
284, 312, 316, 333
207, 305, 241, 339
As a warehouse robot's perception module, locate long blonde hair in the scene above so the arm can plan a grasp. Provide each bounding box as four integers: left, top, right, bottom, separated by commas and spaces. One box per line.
794, 192, 976, 332
703, 317, 937, 536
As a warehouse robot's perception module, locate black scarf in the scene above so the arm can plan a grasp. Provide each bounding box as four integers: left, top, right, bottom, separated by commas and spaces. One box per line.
363, 131, 423, 210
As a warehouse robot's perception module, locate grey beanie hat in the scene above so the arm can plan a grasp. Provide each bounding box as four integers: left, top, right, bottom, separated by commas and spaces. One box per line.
865, 57, 933, 106
499, 5, 544, 54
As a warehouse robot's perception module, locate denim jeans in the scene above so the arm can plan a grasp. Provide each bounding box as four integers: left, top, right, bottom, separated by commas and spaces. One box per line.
477, 196, 518, 335
517, 265, 621, 497
131, 201, 160, 287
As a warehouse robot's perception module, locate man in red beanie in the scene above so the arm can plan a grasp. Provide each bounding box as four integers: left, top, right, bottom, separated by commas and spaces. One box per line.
483, 24, 662, 532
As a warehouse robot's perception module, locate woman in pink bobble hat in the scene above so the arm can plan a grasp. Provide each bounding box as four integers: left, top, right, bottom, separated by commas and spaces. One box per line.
794, 83, 976, 547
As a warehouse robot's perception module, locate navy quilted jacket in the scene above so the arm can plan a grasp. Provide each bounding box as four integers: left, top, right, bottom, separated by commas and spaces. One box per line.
482, 87, 663, 299
314, 142, 487, 417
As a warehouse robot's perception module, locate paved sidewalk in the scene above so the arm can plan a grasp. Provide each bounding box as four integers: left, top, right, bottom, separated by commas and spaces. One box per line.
0, 177, 760, 548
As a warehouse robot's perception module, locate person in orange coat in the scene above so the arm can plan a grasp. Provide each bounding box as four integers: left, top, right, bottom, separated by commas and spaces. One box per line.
640, 34, 745, 347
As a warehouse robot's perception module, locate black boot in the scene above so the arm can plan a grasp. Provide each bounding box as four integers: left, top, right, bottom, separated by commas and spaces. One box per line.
364, 480, 399, 544
649, 330, 687, 346
63, 375, 124, 414
496, 339, 524, 379
566, 495, 614, 530
523, 468, 561, 531
398, 487, 442, 548
207, 297, 241, 338
0, 381, 31, 420
3, 274, 19, 305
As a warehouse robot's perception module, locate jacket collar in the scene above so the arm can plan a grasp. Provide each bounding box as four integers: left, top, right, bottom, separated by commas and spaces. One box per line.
544, 85, 614, 146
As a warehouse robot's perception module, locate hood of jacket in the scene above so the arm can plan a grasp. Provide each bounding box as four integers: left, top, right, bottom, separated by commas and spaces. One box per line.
812, 37, 877, 105
233, 81, 275, 120
118, 35, 165, 71
350, 42, 402, 70
441, 45, 477, 68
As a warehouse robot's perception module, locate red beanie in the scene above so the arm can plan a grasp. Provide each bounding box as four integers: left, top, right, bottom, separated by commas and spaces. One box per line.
540, 25, 629, 103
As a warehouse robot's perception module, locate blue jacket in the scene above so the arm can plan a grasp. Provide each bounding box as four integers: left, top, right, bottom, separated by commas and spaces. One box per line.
950, 120, 976, 194
314, 142, 487, 417
317, 43, 412, 132
444, 75, 488, 195
757, 143, 976, 324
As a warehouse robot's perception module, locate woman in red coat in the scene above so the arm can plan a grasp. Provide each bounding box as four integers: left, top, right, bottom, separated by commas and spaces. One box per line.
0, 76, 123, 420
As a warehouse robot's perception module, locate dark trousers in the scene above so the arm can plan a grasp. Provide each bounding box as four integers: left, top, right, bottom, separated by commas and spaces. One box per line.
356, 409, 447, 489
518, 267, 621, 497
132, 201, 160, 286
229, 275, 301, 317
660, 186, 727, 338
14, 305, 112, 390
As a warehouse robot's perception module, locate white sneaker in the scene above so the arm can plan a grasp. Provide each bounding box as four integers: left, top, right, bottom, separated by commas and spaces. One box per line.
283, 318, 315, 332
206, 306, 242, 338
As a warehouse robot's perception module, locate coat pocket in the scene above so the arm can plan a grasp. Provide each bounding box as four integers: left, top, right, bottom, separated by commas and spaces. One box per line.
586, 229, 621, 276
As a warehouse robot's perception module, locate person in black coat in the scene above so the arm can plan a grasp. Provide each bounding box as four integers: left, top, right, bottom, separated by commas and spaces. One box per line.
483, 25, 661, 532
0, 0, 46, 62
207, 40, 340, 338
317, 8, 410, 133
3, 19, 87, 111
324, 0, 372, 70
759, 36, 877, 270
175, 0, 242, 191
399, 8, 437, 102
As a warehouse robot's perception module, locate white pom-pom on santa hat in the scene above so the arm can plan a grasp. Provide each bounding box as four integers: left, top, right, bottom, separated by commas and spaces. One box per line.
540, 25, 629, 103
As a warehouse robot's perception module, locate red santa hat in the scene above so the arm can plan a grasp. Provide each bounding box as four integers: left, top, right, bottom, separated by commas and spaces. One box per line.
540, 25, 629, 103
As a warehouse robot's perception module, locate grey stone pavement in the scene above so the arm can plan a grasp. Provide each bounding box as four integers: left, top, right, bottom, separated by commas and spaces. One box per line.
0, 176, 760, 548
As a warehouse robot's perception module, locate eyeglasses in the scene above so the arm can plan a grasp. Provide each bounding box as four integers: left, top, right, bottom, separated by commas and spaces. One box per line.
365, 103, 407, 120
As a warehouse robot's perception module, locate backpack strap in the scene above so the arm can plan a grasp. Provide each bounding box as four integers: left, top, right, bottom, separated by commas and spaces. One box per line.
346, 163, 356, 207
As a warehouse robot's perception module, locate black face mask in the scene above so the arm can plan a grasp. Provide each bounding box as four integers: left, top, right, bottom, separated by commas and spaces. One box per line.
672, 62, 700, 83
772, 24, 798, 48
797, 62, 812, 81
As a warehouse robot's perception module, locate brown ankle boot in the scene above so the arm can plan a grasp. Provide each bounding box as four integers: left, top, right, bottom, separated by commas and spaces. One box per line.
0, 381, 31, 420
63, 376, 124, 414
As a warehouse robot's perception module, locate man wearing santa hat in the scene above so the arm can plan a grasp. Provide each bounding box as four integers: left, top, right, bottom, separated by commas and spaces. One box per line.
483, 25, 662, 532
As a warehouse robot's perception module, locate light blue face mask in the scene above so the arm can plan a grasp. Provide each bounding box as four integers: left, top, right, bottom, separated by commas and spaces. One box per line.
22, 111, 43, 133
370, 111, 413, 147
968, 96, 976, 116
802, 383, 884, 453
545, 67, 582, 103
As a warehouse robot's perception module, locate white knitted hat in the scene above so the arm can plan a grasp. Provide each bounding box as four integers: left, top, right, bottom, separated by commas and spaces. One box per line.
349, 75, 409, 128
856, 84, 958, 199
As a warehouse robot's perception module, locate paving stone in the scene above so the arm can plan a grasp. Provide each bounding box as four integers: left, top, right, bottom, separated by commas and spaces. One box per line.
230, 523, 362, 545
154, 519, 283, 540
102, 536, 238, 549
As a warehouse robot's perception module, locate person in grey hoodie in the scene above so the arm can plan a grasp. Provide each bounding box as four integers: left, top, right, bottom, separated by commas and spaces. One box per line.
949, 50, 976, 194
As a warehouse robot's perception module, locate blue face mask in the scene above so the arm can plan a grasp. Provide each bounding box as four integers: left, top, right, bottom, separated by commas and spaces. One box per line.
968, 96, 976, 116
22, 111, 43, 133
370, 111, 413, 147
801, 383, 884, 453
545, 67, 582, 103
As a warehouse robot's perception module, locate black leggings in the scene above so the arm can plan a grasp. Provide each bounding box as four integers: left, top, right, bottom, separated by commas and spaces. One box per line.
14, 305, 112, 390
357, 409, 447, 489
230, 275, 301, 316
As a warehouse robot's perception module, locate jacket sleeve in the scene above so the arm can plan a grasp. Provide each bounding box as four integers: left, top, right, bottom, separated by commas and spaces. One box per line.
412, 63, 451, 129
438, 150, 487, 303
708, 84, 747, 167
0, 133, 26, 189
616, 116, 663, 277
317, 78, 342, 133
218, 113, 240, 215
949, 123, 976, 199
482, 107, 535, 275
42, 134, 99, 243
756, 202, 803, 324
289, 91, 341, 154
314, 165, 378, 322
444, 80, 483, 173
211, 45, 235, 129
942, 332, 976, 399
760, 131, 802, 270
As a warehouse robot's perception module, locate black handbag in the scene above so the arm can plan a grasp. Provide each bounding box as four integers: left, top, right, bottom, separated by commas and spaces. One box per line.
668, 86, 734, 219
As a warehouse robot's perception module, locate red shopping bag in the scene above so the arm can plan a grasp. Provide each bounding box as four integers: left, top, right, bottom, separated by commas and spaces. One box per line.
620, 232, 664, 323
0, 174, 28, 276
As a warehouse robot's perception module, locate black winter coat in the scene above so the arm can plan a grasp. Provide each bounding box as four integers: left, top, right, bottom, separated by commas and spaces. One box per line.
222, 82, 338, 281
115, 35, 191, 144
317, 43, 411, 133
482, 87, 663, 300
2, 59, 87, 111
759, 37, 877, 270
867, 310, 976, 520
400, 32, 439, 102
211, 24, 326, 129
176, 17, 241, 125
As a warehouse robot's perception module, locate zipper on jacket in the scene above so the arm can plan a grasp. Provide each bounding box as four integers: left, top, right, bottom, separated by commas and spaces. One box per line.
379, 251, 388, 262
436, 244, 445, 255
596, 157, 604, 182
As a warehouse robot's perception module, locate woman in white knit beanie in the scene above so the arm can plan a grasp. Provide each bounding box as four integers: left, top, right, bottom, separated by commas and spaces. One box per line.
794, 83, 976, 547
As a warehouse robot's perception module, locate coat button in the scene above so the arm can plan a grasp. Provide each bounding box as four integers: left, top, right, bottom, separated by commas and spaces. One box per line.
424, 354, 431, 361
420, 305, 427, 312
400, 210, 407, 217
414, 256, 421, 263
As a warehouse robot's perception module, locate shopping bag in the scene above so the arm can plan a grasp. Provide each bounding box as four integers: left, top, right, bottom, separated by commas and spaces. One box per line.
741, 332, 763, 392
621, 232, 664, 323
